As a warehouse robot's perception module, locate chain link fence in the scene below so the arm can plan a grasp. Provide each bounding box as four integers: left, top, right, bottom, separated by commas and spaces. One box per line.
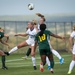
0, 21, 75, 53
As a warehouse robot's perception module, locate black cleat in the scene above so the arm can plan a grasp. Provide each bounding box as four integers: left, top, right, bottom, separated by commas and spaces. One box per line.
2, 66, 8, 70
4, 52, 10, 56
33, 66, 37, 70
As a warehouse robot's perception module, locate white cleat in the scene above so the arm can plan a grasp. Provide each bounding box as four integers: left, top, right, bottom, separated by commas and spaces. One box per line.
22, 56, 27, 59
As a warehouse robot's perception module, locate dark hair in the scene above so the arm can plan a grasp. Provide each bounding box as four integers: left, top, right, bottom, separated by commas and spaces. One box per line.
39, 24, 46, 36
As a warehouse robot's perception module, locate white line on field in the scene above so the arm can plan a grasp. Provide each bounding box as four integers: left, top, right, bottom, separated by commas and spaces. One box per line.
6, 59, 23, 62
0, 54, 70, 63
0, 62, 63, 68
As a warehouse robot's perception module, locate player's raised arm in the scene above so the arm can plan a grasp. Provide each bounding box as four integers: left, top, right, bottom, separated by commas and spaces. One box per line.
15, 33, 28, 37
0, 33, 10, 48
51, 33, 65, 40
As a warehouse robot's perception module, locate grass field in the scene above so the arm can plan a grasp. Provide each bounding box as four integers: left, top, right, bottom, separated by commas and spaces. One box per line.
0, 52, 75, 75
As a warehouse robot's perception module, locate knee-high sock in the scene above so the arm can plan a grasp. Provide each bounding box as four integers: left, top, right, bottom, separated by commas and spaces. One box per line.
50, 60, 54, 68
9, 46, 18, 54
31, 57, 36, 66
52, 49, 61, 59
46, 57, 50, 66
2, 56, 6, 67
26, 48, 31, 56
68, 60, 75, 71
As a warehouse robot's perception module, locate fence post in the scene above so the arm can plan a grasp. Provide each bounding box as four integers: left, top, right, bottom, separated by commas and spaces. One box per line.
55, 22, 58, 50
63, 22, 66, 50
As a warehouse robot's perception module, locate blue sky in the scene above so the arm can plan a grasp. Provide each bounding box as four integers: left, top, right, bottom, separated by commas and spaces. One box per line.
0, 0, 75, 15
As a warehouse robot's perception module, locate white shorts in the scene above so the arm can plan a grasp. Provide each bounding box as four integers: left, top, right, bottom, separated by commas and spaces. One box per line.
72, 44, 75, 54
26, 39, 35, 46
48, 41, 53, 50
50, 44, 53, 50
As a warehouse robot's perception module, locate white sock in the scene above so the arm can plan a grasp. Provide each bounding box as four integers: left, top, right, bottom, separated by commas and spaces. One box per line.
9, 46, 18, 54
52, 49, 61, 59
46, 57, 50, 66
31, 57, 36, 66
69, 60, 75, 71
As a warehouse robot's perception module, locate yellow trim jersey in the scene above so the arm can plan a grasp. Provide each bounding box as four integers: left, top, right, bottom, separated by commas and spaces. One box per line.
35, 30, 53, 50
0, 32, 4, 41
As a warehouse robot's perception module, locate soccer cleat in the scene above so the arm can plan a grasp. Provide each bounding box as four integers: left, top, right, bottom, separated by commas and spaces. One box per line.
4, 52, 10, 56
48, 66, 51, 70
67, 71, 71, 74
22, 56, 28, 59
50, 68, 54, 73
2, 66, 8, 70
60, 58, 64, 64
33, 66, 37, 70
40, 62, 44, 72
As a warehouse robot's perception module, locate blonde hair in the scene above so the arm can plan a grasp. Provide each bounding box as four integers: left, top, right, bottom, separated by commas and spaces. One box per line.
32, 20, 37, 25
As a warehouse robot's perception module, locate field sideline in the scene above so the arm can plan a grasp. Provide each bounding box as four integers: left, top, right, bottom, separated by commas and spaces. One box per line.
0, 52, 75, 75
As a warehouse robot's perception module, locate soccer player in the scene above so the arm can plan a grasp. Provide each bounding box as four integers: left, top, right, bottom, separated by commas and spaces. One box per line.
36, 13, 64, 69
5, 21, 37, 70
0, 28, 9, 70
67, 26, 75, 74
23, 13, 64, 69
31, 24, 65, 73
22, 20, 38, 59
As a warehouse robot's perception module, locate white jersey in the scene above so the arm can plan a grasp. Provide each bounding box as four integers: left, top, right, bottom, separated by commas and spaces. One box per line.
70, 31, 75, 54
38, 23, 47, 31
38, 24, 40, 30
26, 28, 37, 46
70, 31, 75, 44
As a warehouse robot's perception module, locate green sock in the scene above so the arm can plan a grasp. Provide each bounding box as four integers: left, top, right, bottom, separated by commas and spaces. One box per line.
26, 48, 31, 56
2, 56, 6, 67
50, 60, 54, 68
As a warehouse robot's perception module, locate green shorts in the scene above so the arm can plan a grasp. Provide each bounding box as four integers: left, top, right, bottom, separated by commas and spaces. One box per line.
39, 49, 52, 56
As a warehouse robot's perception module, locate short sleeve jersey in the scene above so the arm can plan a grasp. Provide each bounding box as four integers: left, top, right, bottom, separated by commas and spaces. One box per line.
26, 28, 37, 41
0, 32, 4, 40
38, 23, 48, 31
35, 30, 53, 50
70, 31, 75, 44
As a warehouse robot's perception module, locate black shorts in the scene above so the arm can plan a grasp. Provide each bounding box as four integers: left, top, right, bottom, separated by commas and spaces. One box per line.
39, 49, 52, 56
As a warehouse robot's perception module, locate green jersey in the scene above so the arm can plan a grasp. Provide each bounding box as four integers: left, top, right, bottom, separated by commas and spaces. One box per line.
35, 30, 53, 50
0, 32, 4, 40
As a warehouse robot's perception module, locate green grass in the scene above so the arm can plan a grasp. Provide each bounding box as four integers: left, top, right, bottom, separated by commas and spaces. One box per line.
0, 52, 75, 75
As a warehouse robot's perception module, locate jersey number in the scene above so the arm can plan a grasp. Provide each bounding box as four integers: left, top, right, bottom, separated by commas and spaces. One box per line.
39, 34, 46, 42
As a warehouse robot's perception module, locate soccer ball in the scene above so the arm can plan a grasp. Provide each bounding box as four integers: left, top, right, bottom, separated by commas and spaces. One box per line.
28, 3, 34, 10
